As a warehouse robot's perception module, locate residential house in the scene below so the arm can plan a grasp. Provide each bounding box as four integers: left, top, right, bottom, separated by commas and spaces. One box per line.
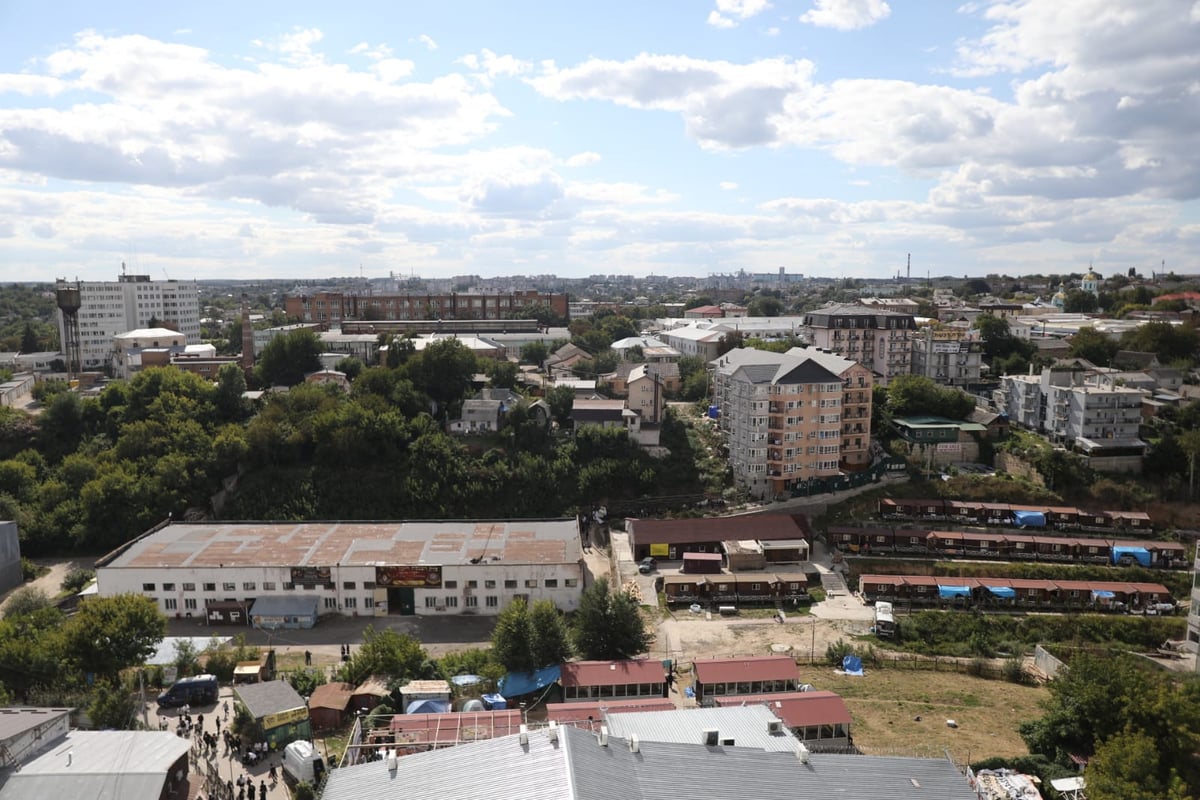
626, 364, 665, 425
691, 656, 801, 706
909, 325, 984, 387
449, 398, 503, 434
662, 324, 729, 362
559, 660, 667, 703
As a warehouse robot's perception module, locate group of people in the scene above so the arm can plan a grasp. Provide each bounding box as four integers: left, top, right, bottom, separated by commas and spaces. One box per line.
227, 773, 269, 800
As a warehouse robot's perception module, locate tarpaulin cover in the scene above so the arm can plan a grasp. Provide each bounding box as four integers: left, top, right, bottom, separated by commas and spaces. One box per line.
482, 693, 507, 710
986, 586, 1016, 599
449, 674, 483, 686
938, 585, 972, 599
842, 655, 864, 677
1012, 510, 1046, 527
497, 664, 561, 698
1112, 546, 1151, 567
405, 699, 451, 714
1091, 590, 1116, 600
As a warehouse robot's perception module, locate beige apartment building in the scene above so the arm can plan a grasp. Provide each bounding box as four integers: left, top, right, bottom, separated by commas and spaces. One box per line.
801, 303, 916, 386
712, 348, 869, 499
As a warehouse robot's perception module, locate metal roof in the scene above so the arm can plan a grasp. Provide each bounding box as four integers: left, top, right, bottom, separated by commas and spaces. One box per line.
250, 594, 320, 618
560, 660, 667, 688
692, 656, 800, 685
0, 708, 70, 743
0, 731, 191, 800
604, 705, 801, 753
308, 682, 355, 711
714, 691, 853, 728
235, 680, 306, 720
629, 514, 807, 547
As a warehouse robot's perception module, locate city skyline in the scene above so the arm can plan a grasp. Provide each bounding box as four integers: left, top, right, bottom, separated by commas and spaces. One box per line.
1, 0, 1198, 282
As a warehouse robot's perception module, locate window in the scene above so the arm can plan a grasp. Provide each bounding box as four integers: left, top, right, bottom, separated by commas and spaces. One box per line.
203, 583, 216, 592
465, 595, 479, 608
565, 578, 578, 588
426, 597, 438, 608
263, 582, 276, 591
142, 583, 156, 591
467, 580, 478, 589
182, 583, 195, 592
364, 597, 375, 609
162, 583, 176, 591
243, 582, 256, 591
184, 598, 197, 610
505, 580, 517, 589
344, 597, 357, 609
164, 598, 178, 610
445, 596, 458, 608
343, 581, 356, 590
223, 583, 236, 591
283, 582, 295, 590
545, 579, 558, 589
524, 579, 537, 589
324, 597, 337, 609
486, 596, 499, 608
444, 580, 458, 589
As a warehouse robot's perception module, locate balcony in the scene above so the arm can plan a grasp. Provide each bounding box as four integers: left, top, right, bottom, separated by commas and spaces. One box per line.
768, 416, 785, 431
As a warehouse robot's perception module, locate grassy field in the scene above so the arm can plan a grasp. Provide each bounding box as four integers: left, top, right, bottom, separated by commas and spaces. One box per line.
816, 667, 1048, 767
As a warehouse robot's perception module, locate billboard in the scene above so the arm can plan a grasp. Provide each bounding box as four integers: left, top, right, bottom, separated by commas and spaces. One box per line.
649, 543, 670, 557
376, 565, 443, 588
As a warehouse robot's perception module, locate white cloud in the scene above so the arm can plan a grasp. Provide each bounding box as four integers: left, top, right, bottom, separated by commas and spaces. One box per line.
800, 0, 891, 30
417, 34, 438, 51
720, 181, 738, 190
708, 0, 772, 27
457, 49, 531, 86
564, 151, 601, 167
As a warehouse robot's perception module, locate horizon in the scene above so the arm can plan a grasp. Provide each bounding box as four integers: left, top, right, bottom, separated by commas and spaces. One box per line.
2, 1, 1198, 282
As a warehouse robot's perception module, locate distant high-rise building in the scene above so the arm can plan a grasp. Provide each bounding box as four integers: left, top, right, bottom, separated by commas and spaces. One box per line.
801, 303, 916, 387
54, 273, 201, 370
284, 290, 569, 325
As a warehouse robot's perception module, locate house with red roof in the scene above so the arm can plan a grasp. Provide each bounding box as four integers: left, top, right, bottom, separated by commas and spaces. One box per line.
714, 691, 853, 750
691, 656, 801, 706
559, 659, 668, 703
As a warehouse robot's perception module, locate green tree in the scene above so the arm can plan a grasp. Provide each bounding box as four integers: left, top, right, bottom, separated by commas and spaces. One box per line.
747, 296, 784, 316
716, 330, 745, 357
19, 322, 38, 354
88, 678, 140, 730
339, 627, 428, 686
214, 363, 249, 422
1119, 320, 1199, 365
1179, 429, 1200, 500
887, 375, 974, 419
60, 568, 96, 594
2, 587, 52, 619
335, 356, 364, 381
490, 597, 535, 673
1062, 289, 1099, 313
572, 577, 651, 661
61, 594, 166, 679
255, 328, 322, 387
1068, 327, 1118, 367
1085, 731, 1193, 800
546, 385, 575, 427
520, 341, 549, 366
486, 359, 519, 389
412, 339, 478, 417
173, 639, 201, 677
529, 599, 572, 668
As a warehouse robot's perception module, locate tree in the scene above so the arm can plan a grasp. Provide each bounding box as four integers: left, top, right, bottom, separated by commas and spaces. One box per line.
717, 331, 745, 357
61, 594, 166, 679
1085, 731, 1193, 800
214, 362, 249, 422
1179, 429, 1200, 500
887, 375, 974, 420
255, 329, 322, 387
529, 599, 572, 668
173, 639, 201, 677
412, 339, 478, 417
546, 385, 574, 427
1119, 320, 1199, 366
1062, 289, 1099, 313
486, 359, 519, 389
19, 323, 38, 354
339, 627, 428, 686
88, 677, 140, 730
1067, 327, 1118, 367
2, 587, 52, 619
335, 356, 364, 381
520, 341, 549, 366
572, 577, 651, 661
747, 296, 783, 316
491, 597, 535, 673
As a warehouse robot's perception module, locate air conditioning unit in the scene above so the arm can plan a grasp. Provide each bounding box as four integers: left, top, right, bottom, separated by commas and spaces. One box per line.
703, 729, 720, 747
767, 720, 784, 734
628, 734, 640, 753
519, 724, 529, 746
598, 725, 609, 747
548, 721, 559, 743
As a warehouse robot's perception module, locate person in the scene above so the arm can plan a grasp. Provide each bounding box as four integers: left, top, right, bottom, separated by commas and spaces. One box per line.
260, 780, 267, 799
269, 764, 278, 783
236, 774, 245, 789
223, 700, 229, 719
304, 650, 312, 666
247, 782, 256, 800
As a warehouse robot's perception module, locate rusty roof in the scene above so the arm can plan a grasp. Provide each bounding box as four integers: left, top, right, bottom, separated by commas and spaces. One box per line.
630, 515, 808, 547
309, 682, 355, 711
560, 660, 667, 688
104, 519, 580, 569
692, 656, 799, 685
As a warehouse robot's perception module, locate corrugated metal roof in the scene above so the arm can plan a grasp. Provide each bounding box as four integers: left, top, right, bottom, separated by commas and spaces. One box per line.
0, 731, 191, 800
604, 705, 800, 753
235, 680, 306, 720
561, 660, 666, 688
692, 656, 799, 685
630, 514, 806, 547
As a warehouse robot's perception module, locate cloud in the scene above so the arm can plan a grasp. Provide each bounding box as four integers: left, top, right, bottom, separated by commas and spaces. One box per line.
31, 222, 56, 238
720, 181, 738, 190
564, 151, 601, 167
708, 0, 772, 28
416, 34, 438, 51
457, 49, 531, 86
461, 171, 567, 218
800, 0, 892, 30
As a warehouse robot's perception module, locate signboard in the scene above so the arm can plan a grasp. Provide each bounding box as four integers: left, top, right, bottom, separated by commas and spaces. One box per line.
937, 442, 962, 452
262, 706, 308, 730
649, 543, 670, 557
290, 566, 331, 584
932, 341, 963, 354
376, 565, 442, 588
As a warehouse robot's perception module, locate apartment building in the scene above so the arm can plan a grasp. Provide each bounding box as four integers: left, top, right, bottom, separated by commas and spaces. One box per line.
1187, 551, 1200, 668
910, 326, 984, 387
284, 290, 568, 325
801, 304, 916, 386
711, 348, 859, 499
785, 347, 874, 470
56, 274, 201, 369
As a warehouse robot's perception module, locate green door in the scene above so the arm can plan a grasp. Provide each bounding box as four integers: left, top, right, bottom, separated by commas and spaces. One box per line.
389, 586, 415, 615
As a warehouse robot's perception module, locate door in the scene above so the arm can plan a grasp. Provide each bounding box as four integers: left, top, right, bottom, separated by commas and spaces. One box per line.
388, 587, 415, 615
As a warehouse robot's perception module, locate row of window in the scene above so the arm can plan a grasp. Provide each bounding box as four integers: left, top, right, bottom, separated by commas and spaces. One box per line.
143, 577, 578, 592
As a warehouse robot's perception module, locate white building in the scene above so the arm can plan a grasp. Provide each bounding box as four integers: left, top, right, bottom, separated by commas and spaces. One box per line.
56, 274, 201, 370
95, 518, 584, 618
801, 304, 916, 386
111, 327, 190, 379
1187, 550, 1200, 670
910, 326, 984, 387
661, 324, 729, 361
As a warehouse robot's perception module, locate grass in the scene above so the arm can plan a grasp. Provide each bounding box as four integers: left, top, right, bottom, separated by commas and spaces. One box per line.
813, 667, 1048, 765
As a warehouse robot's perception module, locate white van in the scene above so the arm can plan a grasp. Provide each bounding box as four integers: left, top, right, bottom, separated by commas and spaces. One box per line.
282, 740, 326, 785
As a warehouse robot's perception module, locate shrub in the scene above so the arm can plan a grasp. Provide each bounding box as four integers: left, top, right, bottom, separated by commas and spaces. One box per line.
1001, 657, 1029, 685
825, 638, 854, 666
61, 568, 95, 594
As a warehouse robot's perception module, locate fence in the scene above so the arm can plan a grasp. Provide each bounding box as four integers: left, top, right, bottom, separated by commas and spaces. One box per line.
854, 651, 1030, 681
1033, 645, 1066, 679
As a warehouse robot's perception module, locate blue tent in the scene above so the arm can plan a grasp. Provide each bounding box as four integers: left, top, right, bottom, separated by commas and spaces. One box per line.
938, 585, 972, 599
1012, 510, 1046, 527
1112, 546, 1151, 567
497, 664, 561, 698
1091, 589, 1116, 600
406, 699, 451, 714
842, 655, 864, 676
986, 586, 1016, 599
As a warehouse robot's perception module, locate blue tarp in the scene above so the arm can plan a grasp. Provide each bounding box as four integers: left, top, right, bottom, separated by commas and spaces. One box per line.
497, 665, 561, 698
482, 693, 507, 710
938, 585, 972, 599
1012, 510, 1046, 527
842, 655, 864, 677
406, 699, 451, 714
1112, 546, 1151, 567
986, 586, 1016, 599
1091, 590, 1116, 600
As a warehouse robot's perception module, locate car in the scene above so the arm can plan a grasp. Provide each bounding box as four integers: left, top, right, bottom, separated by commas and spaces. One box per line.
638, 557, 658, 574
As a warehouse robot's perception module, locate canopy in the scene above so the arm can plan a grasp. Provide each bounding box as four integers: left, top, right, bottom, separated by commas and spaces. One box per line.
1091, 590, 1116, 600
986, 586, 1016, 599
841, 655, 864, 677
497, 664, 561, 698
1012, 510, 1046, 527
405, 699, 451, 715
1112, 546, 1151, 567
938, 585, 972, 599
449, 674, 483, 686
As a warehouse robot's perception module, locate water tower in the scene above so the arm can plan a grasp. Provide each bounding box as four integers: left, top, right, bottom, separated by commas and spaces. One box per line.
55, 280, 82, 382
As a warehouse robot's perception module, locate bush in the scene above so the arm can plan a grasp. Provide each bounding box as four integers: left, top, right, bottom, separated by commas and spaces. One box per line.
61, 568, 95, 594
21, 558, 45, 582
825, 639, 853, 666
1001, 657, 1029, 685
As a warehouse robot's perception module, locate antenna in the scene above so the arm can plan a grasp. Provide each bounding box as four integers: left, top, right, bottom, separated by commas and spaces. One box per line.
906, 253, 910, 282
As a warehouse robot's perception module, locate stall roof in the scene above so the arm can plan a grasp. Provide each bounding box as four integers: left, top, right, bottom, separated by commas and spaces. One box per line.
629, 514, 809, 546
250, 595, 320, 618
0, 731, 191, 800
560, 660, 666, 688
714, 691, 852, 728
235, 680, 306, 720
692, 656, 799, 685
309, 682, 355, 712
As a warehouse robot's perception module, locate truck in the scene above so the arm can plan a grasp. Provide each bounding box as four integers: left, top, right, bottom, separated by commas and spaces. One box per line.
874, 601, 896, 638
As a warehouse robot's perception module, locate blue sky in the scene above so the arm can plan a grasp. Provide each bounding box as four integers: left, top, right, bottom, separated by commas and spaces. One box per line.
1, 0, 1198, 281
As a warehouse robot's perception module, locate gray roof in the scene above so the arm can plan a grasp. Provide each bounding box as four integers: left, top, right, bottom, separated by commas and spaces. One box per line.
322, 722, 977, 800
0, 708, 70, 743
235, 680, 306, 720
603, 705, 800, 753
712, 348, 840, 386
0, 731, 191, 800
250, 594, 320, 618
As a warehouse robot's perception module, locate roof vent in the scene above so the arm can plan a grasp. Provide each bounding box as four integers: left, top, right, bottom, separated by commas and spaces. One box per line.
703, 728, 719, 747
548, 721, 559, 744
385, 749, 397, 771
598, 725, 609, 747
519, 724, 529, 746
767, 720, 784, 734
628, 734, 640, 753
797, 743, 810, 765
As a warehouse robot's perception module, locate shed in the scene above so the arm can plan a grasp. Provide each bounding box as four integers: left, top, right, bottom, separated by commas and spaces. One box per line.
682, 552, 723, 574
351, 675, 391, 715
234, 680, 311, 748
400, 680, 452, 709
308, 682, 355, 732
0, 731, 192, 800
249, 594, 320, 630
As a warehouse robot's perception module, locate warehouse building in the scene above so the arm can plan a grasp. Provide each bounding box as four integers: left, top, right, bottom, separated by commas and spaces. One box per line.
95, 518, 584, 619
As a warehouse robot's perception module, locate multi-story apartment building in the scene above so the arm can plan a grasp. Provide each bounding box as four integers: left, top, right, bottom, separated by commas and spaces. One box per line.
910, 326, 984, 387
801, 304, 916, 386
56, 274, 201, 369
1186, 550, 1200, 669
785, 347, 874, 470
711, 348, 869, 499
284, 290, 569, 325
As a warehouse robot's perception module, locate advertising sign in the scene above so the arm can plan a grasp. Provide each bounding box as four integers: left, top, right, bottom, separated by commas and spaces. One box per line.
290, 566, 331, 584
262, 706, 308, 730
376, 565, 443, 588
649, 543, 670, 557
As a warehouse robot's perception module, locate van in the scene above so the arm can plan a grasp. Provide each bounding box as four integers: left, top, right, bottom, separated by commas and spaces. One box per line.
156, 674, 219, 708
283, 740, 326, 785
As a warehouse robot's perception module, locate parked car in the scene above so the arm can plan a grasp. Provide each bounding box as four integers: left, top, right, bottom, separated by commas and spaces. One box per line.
638, 557, 658, 574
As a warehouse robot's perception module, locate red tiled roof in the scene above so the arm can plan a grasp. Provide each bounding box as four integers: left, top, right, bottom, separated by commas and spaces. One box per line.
692, 656, 799, 685
630, 514, 808, 547
560, 660, 667, 688
546, 698, 675, 729
714, 691, 852, 728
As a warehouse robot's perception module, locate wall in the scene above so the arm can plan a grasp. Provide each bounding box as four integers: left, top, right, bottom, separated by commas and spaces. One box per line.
995, 453, 1046, 487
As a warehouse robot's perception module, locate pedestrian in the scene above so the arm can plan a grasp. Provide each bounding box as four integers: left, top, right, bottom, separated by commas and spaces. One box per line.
304, 650, 312, 666
198, 713, 204, 731
247, 782, 256, 800
223, 700, 229, 719
269, 764, 277, 783
260, 780, 267, 799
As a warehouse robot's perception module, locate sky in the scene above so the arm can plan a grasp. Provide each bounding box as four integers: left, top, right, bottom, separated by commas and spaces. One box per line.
1, 0, 1199, 283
